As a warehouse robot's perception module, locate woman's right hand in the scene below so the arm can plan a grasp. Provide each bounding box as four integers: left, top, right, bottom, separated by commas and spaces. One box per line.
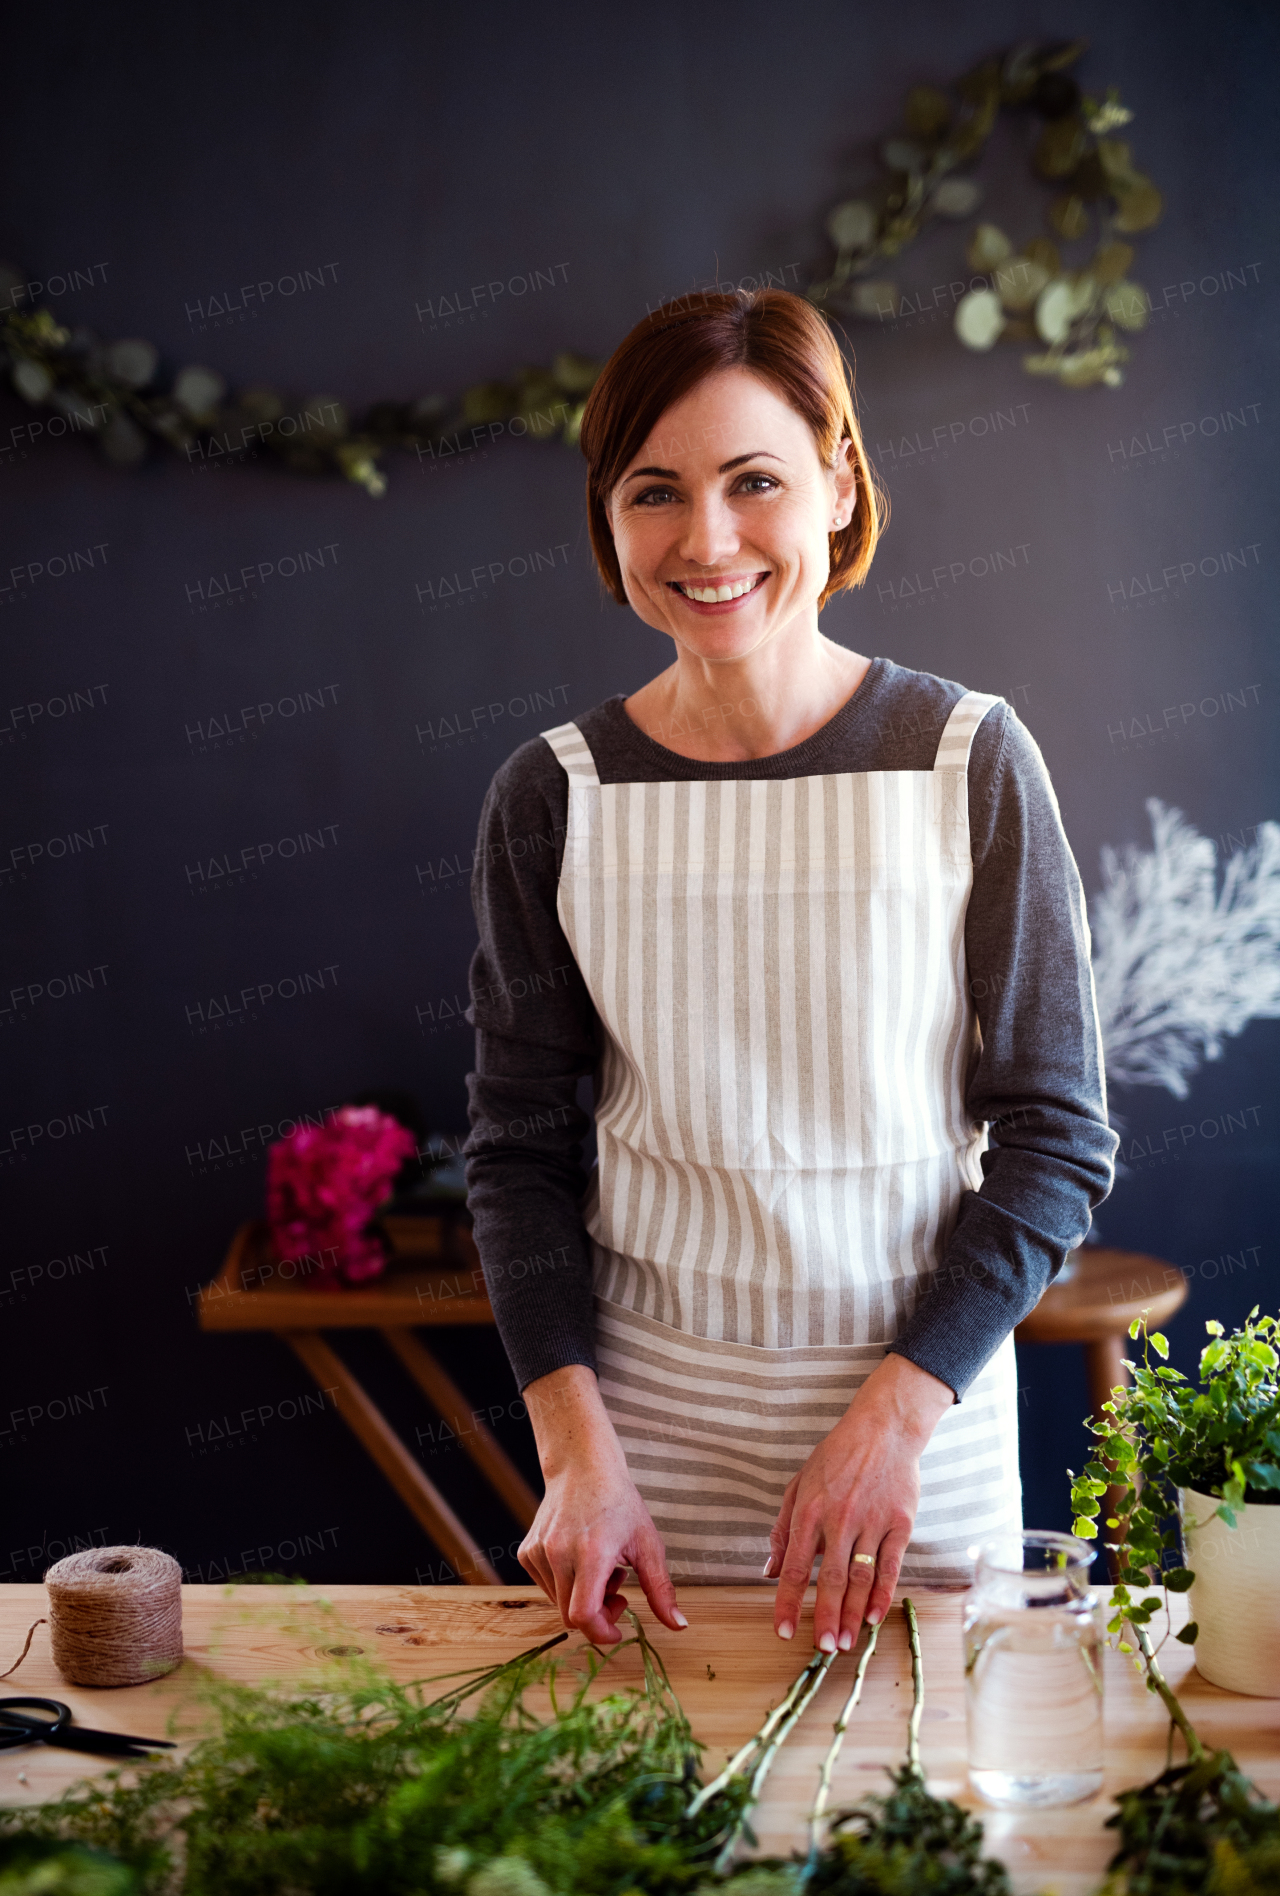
519, 1364, 688, 1645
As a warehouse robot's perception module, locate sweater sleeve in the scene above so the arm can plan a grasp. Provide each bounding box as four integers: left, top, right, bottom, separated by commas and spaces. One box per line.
885, 704, 1119, 1398
462, 739, 602, 1392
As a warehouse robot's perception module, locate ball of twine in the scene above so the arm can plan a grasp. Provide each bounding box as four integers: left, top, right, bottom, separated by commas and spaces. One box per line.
45, 1545, 183, 1687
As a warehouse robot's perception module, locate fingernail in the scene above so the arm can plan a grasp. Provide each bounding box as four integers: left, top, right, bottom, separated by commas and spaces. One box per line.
777, 1620, 794, 1640
818, 1632, 836, 1653
866, 1607, 881, 1625
672, 1609, 688, 1628
761, 1558, 774, 1577
838, 1630, 853, 1651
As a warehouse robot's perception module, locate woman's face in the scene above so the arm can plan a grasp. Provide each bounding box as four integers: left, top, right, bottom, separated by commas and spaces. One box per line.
604, 366, 856, 662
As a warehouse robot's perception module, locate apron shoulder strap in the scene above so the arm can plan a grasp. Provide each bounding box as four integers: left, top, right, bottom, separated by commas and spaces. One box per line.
541, 720, 601, 785
932, 690, 1001, 772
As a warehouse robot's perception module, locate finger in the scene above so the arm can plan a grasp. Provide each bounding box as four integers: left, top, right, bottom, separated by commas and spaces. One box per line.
567, 1548, 626, 1646
774, 1509, 819, 1641
836, 1541, 879, 1650
544, 1541, 581, 1634
864, 1526, 910, 1629
631, 1530, 688, 1631
812, 1526, 857, 1653
766, 1476, 800, 1579
518, 1538, 556, 1606
602, 1564, 629, 1624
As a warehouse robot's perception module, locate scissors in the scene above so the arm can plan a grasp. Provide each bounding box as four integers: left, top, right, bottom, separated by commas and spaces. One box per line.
0, 1697, 176, 1759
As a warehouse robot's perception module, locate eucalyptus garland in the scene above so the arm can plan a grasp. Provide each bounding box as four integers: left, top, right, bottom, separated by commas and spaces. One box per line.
0, 289, 600, 498
807, 37, 1161, 388
0, 38, 1161, 497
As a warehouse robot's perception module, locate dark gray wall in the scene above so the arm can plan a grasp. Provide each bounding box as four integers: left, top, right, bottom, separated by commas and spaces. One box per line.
3, 0, 1276, 1587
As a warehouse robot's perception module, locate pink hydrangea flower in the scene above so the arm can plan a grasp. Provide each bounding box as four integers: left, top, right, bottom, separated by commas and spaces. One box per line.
266, 1105, 417, 1285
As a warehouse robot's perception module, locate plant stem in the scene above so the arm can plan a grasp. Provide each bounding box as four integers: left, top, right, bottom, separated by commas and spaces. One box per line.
423, 1632, 569, 1713
808, 1623, 881, 1859
713, 1651, 837, 1874
903, 1598, 924, 1779
622, 1609, 693, 1745
685, 1652, 828, 1820
745, 1654, 837, 1807
1132, 1622, 1205, 1764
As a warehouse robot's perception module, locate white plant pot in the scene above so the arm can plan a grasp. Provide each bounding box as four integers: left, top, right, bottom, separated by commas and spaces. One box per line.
1180, 1486, 1280, 1697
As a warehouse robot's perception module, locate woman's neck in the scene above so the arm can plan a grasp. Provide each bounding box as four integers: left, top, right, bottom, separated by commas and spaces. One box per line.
623, 633, 873, 762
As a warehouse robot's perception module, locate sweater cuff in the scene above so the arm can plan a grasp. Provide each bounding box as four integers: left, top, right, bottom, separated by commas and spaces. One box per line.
476, 1246, 599, 1394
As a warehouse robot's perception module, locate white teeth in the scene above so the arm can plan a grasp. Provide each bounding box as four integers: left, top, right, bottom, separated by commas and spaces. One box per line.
677, 575, 763, 602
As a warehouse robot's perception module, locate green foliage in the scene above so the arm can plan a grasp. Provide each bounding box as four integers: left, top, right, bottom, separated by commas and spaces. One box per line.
810, 38, 1091, 306
807, 41, 1161, 388
807, 1767, 1011, 1896
0, 40, 1161, 502
0, 1627, 736, 1896
0, 1606, 1015, 1896
0, 305, 600, 497
0, 1839, 139, 1896
1062, 1313, 1280, 1894
1102, 1748, 1280, 1895
1069, 1310, 1280, 1618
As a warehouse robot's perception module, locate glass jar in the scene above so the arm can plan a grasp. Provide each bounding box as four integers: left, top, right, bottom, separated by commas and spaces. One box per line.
963, 1529, 1104, 1808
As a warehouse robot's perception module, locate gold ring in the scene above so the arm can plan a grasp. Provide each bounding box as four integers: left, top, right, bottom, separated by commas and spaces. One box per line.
851, 1552, 876, 1566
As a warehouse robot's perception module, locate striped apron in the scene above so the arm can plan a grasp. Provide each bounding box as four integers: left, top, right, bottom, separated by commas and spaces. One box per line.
541, 691, 1022, 1584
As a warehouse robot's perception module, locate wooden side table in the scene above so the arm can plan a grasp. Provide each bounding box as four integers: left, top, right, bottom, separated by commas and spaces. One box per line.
196, 1217, 539, 1584
1014, 1244, 1189, 1420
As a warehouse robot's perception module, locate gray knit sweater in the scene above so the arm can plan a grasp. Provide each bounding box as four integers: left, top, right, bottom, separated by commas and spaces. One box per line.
463, 657, 1117, 1400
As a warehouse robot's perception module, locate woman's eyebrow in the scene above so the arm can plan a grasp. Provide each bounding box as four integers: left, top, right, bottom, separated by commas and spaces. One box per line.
719, 451, 783, 473
620, 450, 784, 486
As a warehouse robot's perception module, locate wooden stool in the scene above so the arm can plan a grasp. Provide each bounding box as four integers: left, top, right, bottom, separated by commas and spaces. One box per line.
1014, 1245, 1188, 1421
196, 1217, 539, 1584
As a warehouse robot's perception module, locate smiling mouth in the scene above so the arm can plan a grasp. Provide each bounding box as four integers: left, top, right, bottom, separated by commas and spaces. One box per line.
668, 572, 769, 604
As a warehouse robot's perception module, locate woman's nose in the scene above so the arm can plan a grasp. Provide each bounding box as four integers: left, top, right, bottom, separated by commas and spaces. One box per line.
678, 495, 741, 569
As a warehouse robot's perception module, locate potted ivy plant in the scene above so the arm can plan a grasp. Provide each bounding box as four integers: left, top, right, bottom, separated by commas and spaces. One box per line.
1070, 1307, 1280, 1697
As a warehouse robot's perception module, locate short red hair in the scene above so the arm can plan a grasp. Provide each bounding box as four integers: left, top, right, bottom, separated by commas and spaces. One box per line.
579, 288, 886, 608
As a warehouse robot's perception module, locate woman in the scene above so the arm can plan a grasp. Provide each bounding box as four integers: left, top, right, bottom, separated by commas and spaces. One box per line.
464, 288, 1117, 1657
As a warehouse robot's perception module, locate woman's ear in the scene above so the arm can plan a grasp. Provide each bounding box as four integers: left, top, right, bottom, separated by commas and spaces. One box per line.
833, 438, 858, 519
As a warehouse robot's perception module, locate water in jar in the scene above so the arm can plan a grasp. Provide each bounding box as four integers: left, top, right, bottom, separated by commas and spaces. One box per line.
965, 1563, 1104, 1807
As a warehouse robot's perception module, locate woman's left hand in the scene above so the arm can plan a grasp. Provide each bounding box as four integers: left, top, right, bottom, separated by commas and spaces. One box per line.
767, 1353, 954, 1651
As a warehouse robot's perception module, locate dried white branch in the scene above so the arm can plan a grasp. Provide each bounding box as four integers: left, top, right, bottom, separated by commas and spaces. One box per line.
1091, 800, 1280, 1097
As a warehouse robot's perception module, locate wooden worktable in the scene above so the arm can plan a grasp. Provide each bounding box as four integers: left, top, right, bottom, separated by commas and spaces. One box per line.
2, 1584, 1278, 1893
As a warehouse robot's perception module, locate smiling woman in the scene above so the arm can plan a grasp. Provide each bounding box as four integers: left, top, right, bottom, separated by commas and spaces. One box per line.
585, 288, 878, 599
603, 364, 869, 760
462, 288, 1118, 1659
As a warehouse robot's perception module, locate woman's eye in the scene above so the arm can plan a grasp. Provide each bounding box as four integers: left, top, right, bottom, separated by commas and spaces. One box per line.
629, 473, 778, 507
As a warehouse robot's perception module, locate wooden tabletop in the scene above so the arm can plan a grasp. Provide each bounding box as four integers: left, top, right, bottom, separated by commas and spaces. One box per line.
2, 1584, 1277, 1894
197, 1217, 493, 1330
